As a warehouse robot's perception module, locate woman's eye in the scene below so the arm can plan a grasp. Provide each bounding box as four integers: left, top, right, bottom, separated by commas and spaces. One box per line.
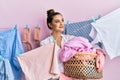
62, 19, 64, 22
55, 20, 60, 23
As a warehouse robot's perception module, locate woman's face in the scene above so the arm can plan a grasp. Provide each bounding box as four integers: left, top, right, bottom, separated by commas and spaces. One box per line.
49, 14, 65, 32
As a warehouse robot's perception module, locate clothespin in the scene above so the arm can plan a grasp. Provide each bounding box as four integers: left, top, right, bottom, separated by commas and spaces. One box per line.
98, 14, 101, 19
91, 16, 96, 23
16, 50, 20, 57
0, 55, 4, 61
66, 20, 70, 26
26, 24, 29, 29
35, 22, 39, 28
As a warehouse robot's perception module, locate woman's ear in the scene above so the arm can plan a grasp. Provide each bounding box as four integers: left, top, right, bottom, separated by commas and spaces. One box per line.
48, 23, 52, 29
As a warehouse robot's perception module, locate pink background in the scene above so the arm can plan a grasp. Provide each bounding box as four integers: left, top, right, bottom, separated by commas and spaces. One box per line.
0, 0, 120, 80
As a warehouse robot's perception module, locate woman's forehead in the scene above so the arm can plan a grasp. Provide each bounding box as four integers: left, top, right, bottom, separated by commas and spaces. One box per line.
53, 14, 63, 19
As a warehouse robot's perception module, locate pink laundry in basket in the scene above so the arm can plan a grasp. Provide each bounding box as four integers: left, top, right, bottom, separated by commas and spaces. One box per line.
59, 37, 96, 62
96, 49, 106, 72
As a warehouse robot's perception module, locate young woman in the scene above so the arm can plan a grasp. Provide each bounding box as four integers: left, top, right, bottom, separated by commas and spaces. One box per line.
40, 9, 102, 80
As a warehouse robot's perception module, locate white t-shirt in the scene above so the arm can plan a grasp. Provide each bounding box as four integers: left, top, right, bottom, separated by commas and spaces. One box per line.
91, 8, 120, 59
40, 34, 74, 47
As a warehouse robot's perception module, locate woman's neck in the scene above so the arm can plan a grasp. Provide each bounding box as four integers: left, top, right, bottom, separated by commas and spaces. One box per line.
51, 32, 62, 40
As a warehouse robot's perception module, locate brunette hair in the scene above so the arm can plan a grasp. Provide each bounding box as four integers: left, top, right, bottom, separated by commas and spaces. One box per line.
47, 9, 61, 29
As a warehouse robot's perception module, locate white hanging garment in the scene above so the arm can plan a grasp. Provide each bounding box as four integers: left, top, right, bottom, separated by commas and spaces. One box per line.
91, 8, 120, 59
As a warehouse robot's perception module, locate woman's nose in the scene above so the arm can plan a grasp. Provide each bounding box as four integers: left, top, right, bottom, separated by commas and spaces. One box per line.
60, 21, 64, 25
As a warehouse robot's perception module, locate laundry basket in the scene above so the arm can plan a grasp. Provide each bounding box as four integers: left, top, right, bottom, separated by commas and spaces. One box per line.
63, 52, 103, 79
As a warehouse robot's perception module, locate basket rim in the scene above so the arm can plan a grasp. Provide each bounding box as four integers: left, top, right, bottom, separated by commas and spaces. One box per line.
76, 52, 97, 56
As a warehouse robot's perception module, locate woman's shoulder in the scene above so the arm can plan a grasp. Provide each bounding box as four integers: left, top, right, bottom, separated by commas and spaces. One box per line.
40, 34, 75, 46
40, 36, 52, 46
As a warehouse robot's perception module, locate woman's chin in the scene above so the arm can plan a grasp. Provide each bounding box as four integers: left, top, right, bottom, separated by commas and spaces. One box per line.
57, 29, 64, 32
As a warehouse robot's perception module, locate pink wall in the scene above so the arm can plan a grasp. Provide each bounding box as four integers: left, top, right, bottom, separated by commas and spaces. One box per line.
0, 0, 120, 80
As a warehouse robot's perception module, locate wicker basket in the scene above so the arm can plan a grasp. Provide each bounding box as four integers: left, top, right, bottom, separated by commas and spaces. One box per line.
63, 52, 103, 79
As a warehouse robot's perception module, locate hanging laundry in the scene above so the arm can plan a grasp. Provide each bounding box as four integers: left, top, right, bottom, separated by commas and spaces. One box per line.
34, 27, 40, 48
22, 28, 32, 51
0, 59, 14, 80
91, 8, 120, 59
0, 27, 24, 80
63, 19, 94, 42
17, 43, 60, 80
